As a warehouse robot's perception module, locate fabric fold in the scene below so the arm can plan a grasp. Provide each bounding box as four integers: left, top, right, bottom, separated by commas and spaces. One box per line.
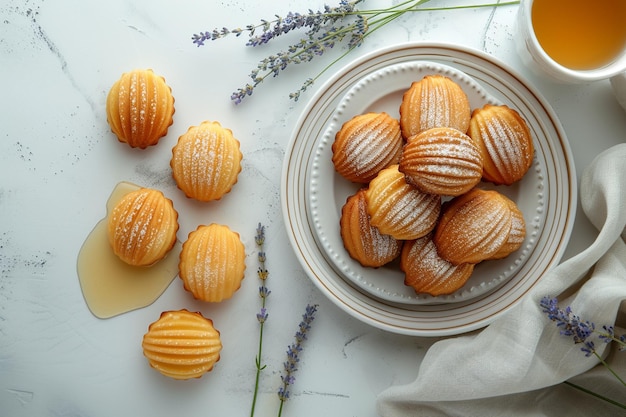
377, 144, 626, 416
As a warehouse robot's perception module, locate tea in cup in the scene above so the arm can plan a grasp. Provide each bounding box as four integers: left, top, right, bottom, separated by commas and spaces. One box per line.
516, 0, 626, 83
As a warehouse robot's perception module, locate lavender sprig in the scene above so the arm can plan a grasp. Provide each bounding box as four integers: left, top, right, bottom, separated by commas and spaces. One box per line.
250, 223, 271, 417
540, 296, 626, 350
192, 0, 520, 103
540, 296, 626, 410
277, 304, 318, 417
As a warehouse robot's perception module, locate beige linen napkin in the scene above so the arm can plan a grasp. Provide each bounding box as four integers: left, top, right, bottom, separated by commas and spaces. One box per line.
377, 143, 626, 416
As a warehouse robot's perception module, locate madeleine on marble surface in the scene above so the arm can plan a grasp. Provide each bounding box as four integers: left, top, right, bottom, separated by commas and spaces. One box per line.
468, 104, 534, 185
399, 75, 471, 139
340, 188, 403, 267
433, 188, 513, 265
399, 127, 483, 196
332, 112, 403, 183
179, 223, 246, 302
365, 164, 441, 241
401, 234, 475, 296
171, 121, 242, 202
106, 69, 175, 149
142, 309, 222, 380
107, 187, 179, 266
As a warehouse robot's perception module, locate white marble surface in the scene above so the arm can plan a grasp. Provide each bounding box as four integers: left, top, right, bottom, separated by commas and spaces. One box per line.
1, 1, 625, 416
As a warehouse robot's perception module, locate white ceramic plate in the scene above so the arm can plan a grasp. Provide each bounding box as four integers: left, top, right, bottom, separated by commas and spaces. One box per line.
281, 43, 577, 336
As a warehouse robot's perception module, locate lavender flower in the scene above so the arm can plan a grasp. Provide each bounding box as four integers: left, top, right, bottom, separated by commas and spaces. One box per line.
192, 0, 520, 103
277, 304, 318, 415
257, 307, 268, 324
540, 296, 626, 409
540, 296, 596, 345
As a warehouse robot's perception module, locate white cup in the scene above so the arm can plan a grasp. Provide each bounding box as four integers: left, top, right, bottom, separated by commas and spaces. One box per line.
515, 0, 626, 110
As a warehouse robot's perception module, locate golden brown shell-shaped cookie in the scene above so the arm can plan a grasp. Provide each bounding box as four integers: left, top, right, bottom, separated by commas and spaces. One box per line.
142, 309, 222, 380
340, 189, 403, 267
433, 188, 512, 265
332, 112, 403, 183
171, 121, 243, 202
106, 69, 175, 149
179, 224, 246, 302
468, 104, 534, 185
365, 165, 441, 240
487, 198, 526, 260
401, 234, 475, 296
399, 75, 471, 139
107, 188, 178, 266
399, 127, 483, 196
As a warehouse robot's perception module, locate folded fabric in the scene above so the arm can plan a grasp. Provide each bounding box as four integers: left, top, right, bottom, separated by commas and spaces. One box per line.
377, 143, 626, 416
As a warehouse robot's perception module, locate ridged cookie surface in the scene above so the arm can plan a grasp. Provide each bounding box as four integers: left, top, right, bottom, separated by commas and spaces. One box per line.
107, 188, 178, 266
340, 188, 402, 267
433, 188, 512, 265
171, 121, 242, 202
332, 112, 403, 183
106, 69, 174, 149
401, 234, 474, 296
365, 165, 441, 240
179, 224, 246, 302
142, 310, 222, 380
399, 75, 470, 139
468, 104, 534, 185
399, 127, 483, 196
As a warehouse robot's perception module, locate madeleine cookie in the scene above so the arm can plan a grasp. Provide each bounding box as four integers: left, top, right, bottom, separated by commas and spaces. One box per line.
179, 224, 245, 302
171, 121, 242, 202
142, 310, 222, 380
106, 69, 175, 149
107, 187, 178, 266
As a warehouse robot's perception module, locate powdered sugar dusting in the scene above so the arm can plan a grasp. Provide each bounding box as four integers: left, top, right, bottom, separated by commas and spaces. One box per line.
333, 112, 402, 182
306, 59, 554, 306
172, 122, 241, 201
109, 189, 176, 265
366, 166, 440, 240
400, 128, 482, 195
353, 190, 401, 265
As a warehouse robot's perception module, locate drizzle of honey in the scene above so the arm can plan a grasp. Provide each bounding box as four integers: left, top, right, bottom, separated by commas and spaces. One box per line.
77, 182, 181, 319
531, 0, 626, 70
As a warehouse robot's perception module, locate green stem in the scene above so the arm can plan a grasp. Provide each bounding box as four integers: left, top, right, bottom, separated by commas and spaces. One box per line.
260, 0, 519, 88
290, 0, 431, 88
594, 351, 626, 388
340, 1, 520, 17
277, 399, 285, 417
250, 321, 265, 417
563, 381, 626, 410
290, 0, 519, 95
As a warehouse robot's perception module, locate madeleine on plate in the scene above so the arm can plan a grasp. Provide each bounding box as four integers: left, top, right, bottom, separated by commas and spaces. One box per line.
340, 188, 403, 267
401, 234, 475, 296
399, 127, 483, 196
365, 165, 441, 241
468, 104, 534, 185
332, 112, 403, 183
399, 74, 471, 139
433, 188, 513, 265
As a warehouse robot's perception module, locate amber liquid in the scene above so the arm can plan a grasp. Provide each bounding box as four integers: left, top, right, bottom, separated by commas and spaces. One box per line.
531, 0, 626, 70
77, 182, 181, 319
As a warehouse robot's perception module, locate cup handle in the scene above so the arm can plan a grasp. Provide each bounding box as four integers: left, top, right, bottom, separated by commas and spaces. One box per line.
610, 72, 626, 112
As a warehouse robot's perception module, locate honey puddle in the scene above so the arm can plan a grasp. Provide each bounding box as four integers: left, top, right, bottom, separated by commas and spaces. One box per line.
77, 181, 181, 319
